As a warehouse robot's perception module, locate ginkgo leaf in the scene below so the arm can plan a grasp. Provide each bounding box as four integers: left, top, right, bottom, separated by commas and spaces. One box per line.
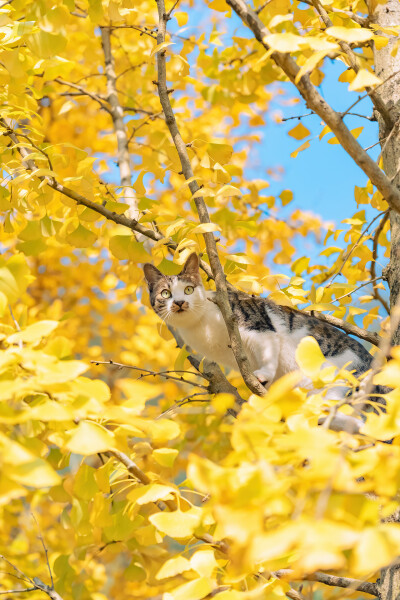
175, 11, 188, 26
190, 550, 218, 577
288, 123, 310, 140
65, 421, 115, 455
149, 508, 201, 538
295, 336, 326, 377
155, 555, 191, 580
326, 26, 374, 43
349, 69, 382, 91
263, 33, 306, 52
191, 222, 222, 234
153, 448, 179, 467
66, 224, 97, 248
127, 483, 176, 505
150, 41, 175, 57
7, 320, 59, 344
163, 577, 213, 600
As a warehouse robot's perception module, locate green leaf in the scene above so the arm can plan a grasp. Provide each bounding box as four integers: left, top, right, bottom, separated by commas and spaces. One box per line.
66, 224, 97, 248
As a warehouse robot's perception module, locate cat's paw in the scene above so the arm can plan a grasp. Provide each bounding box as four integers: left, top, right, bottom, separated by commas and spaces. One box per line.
253, 369, 272, 387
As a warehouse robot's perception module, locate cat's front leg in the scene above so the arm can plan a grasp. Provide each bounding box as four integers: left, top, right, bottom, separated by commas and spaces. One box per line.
251, 332, 280, 388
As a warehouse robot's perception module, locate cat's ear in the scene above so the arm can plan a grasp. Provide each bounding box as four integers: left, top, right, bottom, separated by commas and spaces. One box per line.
181, 253, 199, 276
143, 264, 163, 287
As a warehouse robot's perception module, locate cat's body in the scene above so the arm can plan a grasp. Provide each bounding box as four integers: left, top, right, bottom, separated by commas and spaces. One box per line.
143, 254, 384, 404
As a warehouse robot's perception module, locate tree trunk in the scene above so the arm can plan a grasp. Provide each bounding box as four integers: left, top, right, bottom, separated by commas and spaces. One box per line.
369, 3, 400, 598
369, 0, 400, 346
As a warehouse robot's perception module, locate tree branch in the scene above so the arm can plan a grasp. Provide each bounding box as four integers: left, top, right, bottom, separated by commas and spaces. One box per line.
308, 312, 381, 346
225, 0, 400, 214
54, 78, 112, 114
91, 359, 209, 388
310, 0, 391, 127
273, 569, 378, 596
100, 26, 139, 220
155, 0, 266, 396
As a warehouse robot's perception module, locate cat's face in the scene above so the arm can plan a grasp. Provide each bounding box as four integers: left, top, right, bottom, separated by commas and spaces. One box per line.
143, 254, 207, 328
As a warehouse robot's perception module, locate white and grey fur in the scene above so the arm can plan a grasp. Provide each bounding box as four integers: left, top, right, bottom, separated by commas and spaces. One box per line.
143, 254, 387, 409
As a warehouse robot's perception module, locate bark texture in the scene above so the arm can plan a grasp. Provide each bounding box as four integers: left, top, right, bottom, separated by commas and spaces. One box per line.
369, 3, 400, 599
369, 0, 400, 347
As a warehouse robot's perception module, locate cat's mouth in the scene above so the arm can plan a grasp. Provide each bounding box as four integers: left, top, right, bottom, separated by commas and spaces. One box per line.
171, 302, 189, 313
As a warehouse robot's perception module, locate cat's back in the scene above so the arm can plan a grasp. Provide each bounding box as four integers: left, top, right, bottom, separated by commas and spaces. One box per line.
227, 289, 373, 373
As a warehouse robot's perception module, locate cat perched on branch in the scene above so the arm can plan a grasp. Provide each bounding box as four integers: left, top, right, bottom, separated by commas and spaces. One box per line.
143, 253, 387, 418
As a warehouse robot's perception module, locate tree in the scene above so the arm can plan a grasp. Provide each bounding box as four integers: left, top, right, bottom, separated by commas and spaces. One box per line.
1, 0, 400, 599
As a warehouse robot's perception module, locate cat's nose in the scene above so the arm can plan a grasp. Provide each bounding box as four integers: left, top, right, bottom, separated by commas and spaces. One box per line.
175, 300, 185, 307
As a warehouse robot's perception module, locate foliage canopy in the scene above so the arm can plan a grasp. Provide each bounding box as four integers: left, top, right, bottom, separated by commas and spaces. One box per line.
0, 0, 399, 599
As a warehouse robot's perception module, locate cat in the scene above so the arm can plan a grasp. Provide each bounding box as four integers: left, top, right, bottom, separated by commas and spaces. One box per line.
143, 253, 387, 420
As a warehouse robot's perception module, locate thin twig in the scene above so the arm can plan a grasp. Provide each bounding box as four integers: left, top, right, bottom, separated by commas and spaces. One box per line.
282, 112, 314, 122
333, 276, 383, 302
341, 69, 400, 119
31, 514, 54, 589
326, 210, 388, 286
91, 360, 209, 388
54, 78, 112, 114
364, 136, 388, 152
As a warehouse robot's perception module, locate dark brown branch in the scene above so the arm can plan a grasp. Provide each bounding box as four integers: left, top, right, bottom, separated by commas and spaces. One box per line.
226, 0, 400, 214
155, 0, 266, 396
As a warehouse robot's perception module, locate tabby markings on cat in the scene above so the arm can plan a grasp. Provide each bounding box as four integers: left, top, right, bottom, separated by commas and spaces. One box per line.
143, 253, 386, 404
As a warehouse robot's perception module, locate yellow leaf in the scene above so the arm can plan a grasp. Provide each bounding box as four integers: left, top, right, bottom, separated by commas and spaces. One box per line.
191, 222, 222, 234
190, 550, 218, 577
127, 483, 176, 505
206, 142, 233, 164
66, 421, 115, 455
295, 336, 326, 377
155, 555, 191, 580
264, 33, 307, 52
149, 508, 201, 538
133, 171, 146, 195
216, 185, 241, 197
150, 41, 175, 57
326, 26, 374, 43
7, 320, 59, 344
163, 577, 213, 600
291, 141, 310, 158
288, 123, 310, 140
153, 448, 179, 467
349, 69, 382, 91
280, 190, 293, 205
31, 400, 73, 422
10, 459, 61, 488
175, 11, 188, 26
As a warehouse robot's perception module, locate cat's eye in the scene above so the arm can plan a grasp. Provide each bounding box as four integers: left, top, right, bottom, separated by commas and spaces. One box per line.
184, 285, 194, 295
161, 289, 171, 298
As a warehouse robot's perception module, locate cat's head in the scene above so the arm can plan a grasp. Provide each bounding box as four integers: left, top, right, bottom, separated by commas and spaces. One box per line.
143, 253, 207, 327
